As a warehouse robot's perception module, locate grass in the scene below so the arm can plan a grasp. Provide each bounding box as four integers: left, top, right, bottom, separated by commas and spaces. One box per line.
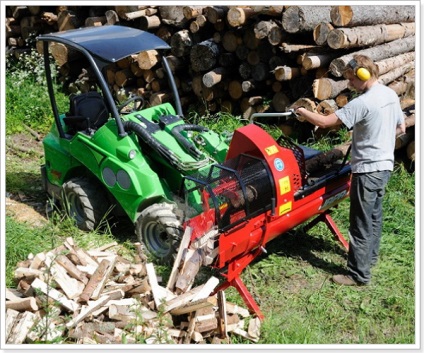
4, 49, 416, 346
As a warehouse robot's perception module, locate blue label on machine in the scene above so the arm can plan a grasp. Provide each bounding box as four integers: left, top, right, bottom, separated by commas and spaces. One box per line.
274, 158, 284, 171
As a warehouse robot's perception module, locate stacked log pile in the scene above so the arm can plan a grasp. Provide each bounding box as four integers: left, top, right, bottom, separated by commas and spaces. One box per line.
5, 4, 415, 160
6, 235, 260, 344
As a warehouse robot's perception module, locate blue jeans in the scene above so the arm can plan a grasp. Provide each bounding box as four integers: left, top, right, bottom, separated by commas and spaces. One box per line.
347, 171, 391, 284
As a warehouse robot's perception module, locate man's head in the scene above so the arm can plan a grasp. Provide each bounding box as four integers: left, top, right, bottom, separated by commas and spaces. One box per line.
343, 55, 378, 91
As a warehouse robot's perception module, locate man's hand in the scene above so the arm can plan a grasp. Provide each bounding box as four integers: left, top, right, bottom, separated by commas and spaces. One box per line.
292, 107, 306, 122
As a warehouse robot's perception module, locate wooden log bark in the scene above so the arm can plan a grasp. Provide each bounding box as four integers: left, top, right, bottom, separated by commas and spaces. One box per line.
158, 6, 188, 28
312, 78, 348, 100
202, 67, 227, 88
330, 5, 415, 27
227, 7, 256, 27
329, 36, 415, 77
313, 22, 334, 46
57, 10, 80, 31
282, 6, 332, 33
190, 39, 221, 72
327, 22, 415, 49
204, 6, 228, 24
183, 6, 206, 19
140, 15, 161, 30
170, 29, 193, 57
254, 20, 279, 40
378, 61, 415, 86
407, 140, 415, 161
375, 52, 415, 76
301, 52, 339, 70
274, 66, 300, 81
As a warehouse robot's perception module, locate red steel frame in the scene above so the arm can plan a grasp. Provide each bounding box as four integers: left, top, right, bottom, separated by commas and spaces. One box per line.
186, 124, 351, 320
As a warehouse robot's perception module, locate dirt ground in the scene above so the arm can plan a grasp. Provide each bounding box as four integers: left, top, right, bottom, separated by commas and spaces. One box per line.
5, 132, 49, 227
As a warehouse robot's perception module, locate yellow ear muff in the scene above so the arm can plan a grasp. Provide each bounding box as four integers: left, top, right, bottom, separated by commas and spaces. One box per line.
356, 67, 371, 81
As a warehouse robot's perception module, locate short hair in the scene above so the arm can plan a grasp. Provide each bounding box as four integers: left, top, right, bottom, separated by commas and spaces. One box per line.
343, 54, 379, 80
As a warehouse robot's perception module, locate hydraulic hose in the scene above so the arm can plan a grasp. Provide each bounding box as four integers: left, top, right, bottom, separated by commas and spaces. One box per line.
171, 124, 209, 159
123, 120, 181, 167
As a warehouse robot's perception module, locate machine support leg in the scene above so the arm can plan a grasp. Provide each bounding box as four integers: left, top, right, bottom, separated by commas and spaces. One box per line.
322, 213, 349, 250
215, 277, 265, 320
304, 212, 349, 250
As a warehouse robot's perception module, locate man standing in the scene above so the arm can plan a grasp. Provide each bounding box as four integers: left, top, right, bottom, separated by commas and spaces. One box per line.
295, 54, 406, 286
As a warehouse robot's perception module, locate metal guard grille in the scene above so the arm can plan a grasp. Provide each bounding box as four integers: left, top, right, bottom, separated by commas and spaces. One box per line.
184, 154, 275, 231
276, 135, 305, 189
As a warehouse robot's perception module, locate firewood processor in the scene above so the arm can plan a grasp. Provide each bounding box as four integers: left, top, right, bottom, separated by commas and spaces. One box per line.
38, 25, 352, 320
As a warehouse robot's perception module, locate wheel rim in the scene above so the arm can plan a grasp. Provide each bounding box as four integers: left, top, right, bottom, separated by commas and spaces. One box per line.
68, 192, 86, 224
143, 220, 171, 258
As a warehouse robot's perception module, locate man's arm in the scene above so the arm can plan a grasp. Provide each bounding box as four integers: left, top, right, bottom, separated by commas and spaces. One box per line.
396, 120, 406, 137
295, 107, 343, 129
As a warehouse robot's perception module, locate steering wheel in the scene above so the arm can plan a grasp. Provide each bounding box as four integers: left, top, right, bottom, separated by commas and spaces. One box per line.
118, 96, 145, 114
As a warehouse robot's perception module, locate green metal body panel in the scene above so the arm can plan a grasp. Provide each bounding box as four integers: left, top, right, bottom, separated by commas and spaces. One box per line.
43, 102, 230, 223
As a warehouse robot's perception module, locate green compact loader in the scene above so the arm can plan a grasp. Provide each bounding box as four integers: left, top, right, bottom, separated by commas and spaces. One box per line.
38, 26, 231, 264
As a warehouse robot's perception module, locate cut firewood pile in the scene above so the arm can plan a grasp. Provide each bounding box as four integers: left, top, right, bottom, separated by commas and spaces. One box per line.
5, 4, 415, 160
6, 235, 260, 344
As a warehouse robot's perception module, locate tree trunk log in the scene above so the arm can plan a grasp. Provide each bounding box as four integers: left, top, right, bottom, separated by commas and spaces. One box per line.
327, 22, 415, 49
136, 50, 160, 70
227, 7, 255, 27
312, 78, 349, 100
329, 36, 415, 77
254, 20, 278, 40
313, 22, 334, 46
202, 67, 227, 88
170, 30, 193, 57
158, 6, 188, 28
190, 39, 220, 72
203, 6, 228, 24
301, 52, 339, 70
183, 6, 206, 19
274, 66, 300, 81
317, 99, 338, 115
378, 61, 415, 86
271, 92, 290, 112
252, 6, 284, 17
282, 6, 332, 33
140, 15, 161, 30
376, 52, 415, 76
407, 140, 415, 161
330, 5, 415, 27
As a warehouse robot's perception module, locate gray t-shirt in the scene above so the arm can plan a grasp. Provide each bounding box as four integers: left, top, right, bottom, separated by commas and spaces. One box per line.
335, 83, 404, 173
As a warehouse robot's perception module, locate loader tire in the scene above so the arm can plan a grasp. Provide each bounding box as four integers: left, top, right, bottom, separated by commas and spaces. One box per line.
135, 203, 183, 265
62, 177, 109, 231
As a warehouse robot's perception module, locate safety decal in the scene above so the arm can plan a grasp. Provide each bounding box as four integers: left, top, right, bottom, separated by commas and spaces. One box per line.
265, 145, 279, 156
279, 176, 291, 195
274, 158, 284, 171
279, 201, 292, 216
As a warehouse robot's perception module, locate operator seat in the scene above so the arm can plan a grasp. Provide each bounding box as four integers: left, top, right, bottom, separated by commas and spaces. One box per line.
63, 91, 109, 134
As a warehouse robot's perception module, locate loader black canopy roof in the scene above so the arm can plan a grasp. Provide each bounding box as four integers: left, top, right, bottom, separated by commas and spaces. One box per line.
38, 25, 171, 63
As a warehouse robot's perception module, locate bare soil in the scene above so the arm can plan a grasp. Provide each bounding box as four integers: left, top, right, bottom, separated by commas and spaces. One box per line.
5, 132, 48, 227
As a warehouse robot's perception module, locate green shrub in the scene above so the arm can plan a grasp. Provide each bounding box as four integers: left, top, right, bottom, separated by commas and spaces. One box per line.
6, 50, 67, 135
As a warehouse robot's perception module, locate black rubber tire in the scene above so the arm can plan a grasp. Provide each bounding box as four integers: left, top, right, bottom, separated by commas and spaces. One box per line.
135, 203, 183, 265
62, 178, 109, 231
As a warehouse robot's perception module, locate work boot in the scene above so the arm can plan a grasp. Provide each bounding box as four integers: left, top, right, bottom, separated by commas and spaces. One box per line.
332, 274, 367, 286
